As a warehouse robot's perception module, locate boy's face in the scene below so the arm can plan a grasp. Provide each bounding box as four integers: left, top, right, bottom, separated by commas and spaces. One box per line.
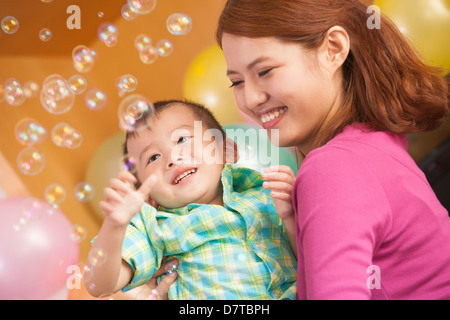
126, 103, 226, 208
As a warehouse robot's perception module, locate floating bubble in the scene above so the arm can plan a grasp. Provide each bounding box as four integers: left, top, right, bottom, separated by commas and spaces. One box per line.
97, 22, 118, 47
44, 183, 66, 206
4, 79, 26, 106
15, 118, 47, 146
38, 28, 52, 42
70, 224, 87, 242
98, 11, 104, 18
121, 4, 138, 21
72, 45, 97, 73
121, 154, 137, 174
139, 44, 158, 64
88, 248, 108, 267
85, 88, 107, 110
1, 16, 19, 34
40, 75, 74, 114
23, 81, 39, 98
127, 0, 157, 15
17, 147, 45, 176
21, 198, 49, 223
134, 34, 151, 51
51, 123, 83, 149
156, 39, 173, 57
118, 74, 138, 93
118, 94, 155, 131
67, 74, 87, 94
74, 181, 94, 202
166, 13, 192, 36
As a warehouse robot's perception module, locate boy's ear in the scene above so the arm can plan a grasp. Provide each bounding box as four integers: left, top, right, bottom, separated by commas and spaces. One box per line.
224, 137, 239, 164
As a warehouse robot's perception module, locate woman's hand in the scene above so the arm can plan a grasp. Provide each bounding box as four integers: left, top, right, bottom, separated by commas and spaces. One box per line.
135, 258, 179, 300
262, 165, 296, 220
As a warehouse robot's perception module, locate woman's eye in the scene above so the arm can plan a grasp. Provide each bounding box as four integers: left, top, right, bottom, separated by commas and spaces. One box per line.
258, 68, 272, 77
177, 136, 191, 144
147, 154, 160, 164
229, 80, 243, 88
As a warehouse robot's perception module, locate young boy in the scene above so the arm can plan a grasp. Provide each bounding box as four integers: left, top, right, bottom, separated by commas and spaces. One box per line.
87, 99, 297, 299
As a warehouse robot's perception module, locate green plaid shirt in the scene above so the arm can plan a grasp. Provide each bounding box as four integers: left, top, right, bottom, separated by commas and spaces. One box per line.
121, 164, 297, 299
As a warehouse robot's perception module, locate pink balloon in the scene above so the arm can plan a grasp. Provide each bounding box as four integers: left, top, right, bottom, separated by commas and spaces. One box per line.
0, 197, 79, 299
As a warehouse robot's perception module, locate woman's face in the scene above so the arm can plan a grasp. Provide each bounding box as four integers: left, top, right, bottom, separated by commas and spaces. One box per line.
222, 33, 343, 154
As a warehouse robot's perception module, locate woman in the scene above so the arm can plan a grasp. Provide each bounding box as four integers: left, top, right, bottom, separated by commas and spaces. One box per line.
217, 0, 450, 299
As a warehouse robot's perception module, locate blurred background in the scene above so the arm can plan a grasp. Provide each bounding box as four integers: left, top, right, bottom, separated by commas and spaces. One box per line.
0, 0, 448, 299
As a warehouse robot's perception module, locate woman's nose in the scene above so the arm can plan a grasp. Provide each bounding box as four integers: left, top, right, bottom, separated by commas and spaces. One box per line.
245, 81, 268, 110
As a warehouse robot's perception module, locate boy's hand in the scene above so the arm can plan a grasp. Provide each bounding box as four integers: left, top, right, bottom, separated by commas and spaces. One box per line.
99, 171, 157, 227
262, 165, 295, 220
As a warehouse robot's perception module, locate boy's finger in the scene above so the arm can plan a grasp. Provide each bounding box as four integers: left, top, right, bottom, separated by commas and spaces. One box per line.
117, 170, 137, 184
137, 174, 157, 198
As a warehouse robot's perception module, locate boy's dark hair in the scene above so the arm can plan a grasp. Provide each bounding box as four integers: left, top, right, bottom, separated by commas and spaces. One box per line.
122, 99, 226, 179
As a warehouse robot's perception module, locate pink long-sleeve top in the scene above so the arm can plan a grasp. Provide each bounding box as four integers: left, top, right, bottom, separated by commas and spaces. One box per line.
293, 124, 450, 299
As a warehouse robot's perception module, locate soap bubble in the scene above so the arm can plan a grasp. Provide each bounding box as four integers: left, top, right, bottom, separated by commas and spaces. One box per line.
127, 0, 157, 15
1, 16, 19, 34
17, 147, 45, 176
23, 81, 39, 98
118, 94, 155, 131
121, 154, 137, 174
88, 248, 108, 267
98, 11, 104, 18
38, 28, 52, 42
139, 45, 158, 64
118, 74, 138, 93
4, 79, 26, 106
68, 74, 87, 94
51, 123, 83, 149
74, 182, 94, 202
121, 4, 138, 21
15, 118, 47, 146
40, 74, 75, 114
134, 34, 151, 51
72, 45, 97, 72
44, 183, 66, 206
85, 88, 107, 110
166, 13, 192, 36
97, 22, 118, 47
70, 224, 87, 242
21, 198, 49, 223
156, 39, 173, 57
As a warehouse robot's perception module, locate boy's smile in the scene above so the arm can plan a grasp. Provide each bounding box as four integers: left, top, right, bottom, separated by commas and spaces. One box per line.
126, 103, 225, 208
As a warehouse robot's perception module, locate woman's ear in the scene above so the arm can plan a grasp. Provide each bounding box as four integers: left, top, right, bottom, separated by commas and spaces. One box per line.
318, 25, 350, 72
224, 137, 239, 164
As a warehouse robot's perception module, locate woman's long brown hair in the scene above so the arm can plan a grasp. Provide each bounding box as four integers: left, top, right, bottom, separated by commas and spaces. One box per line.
217, 0, 449, 149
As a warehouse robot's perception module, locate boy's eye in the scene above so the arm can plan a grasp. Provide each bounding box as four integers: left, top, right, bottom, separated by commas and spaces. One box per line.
177, 136, 191, 144
147, 154, 160, 164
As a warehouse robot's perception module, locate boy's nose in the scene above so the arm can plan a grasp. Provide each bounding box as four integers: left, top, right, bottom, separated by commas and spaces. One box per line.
168, 157, 182, 168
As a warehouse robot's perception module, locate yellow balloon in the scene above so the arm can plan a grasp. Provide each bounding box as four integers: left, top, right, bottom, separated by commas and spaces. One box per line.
85, 132, 125, 221
183, 44, 243, 125
374, 0, 450, 71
